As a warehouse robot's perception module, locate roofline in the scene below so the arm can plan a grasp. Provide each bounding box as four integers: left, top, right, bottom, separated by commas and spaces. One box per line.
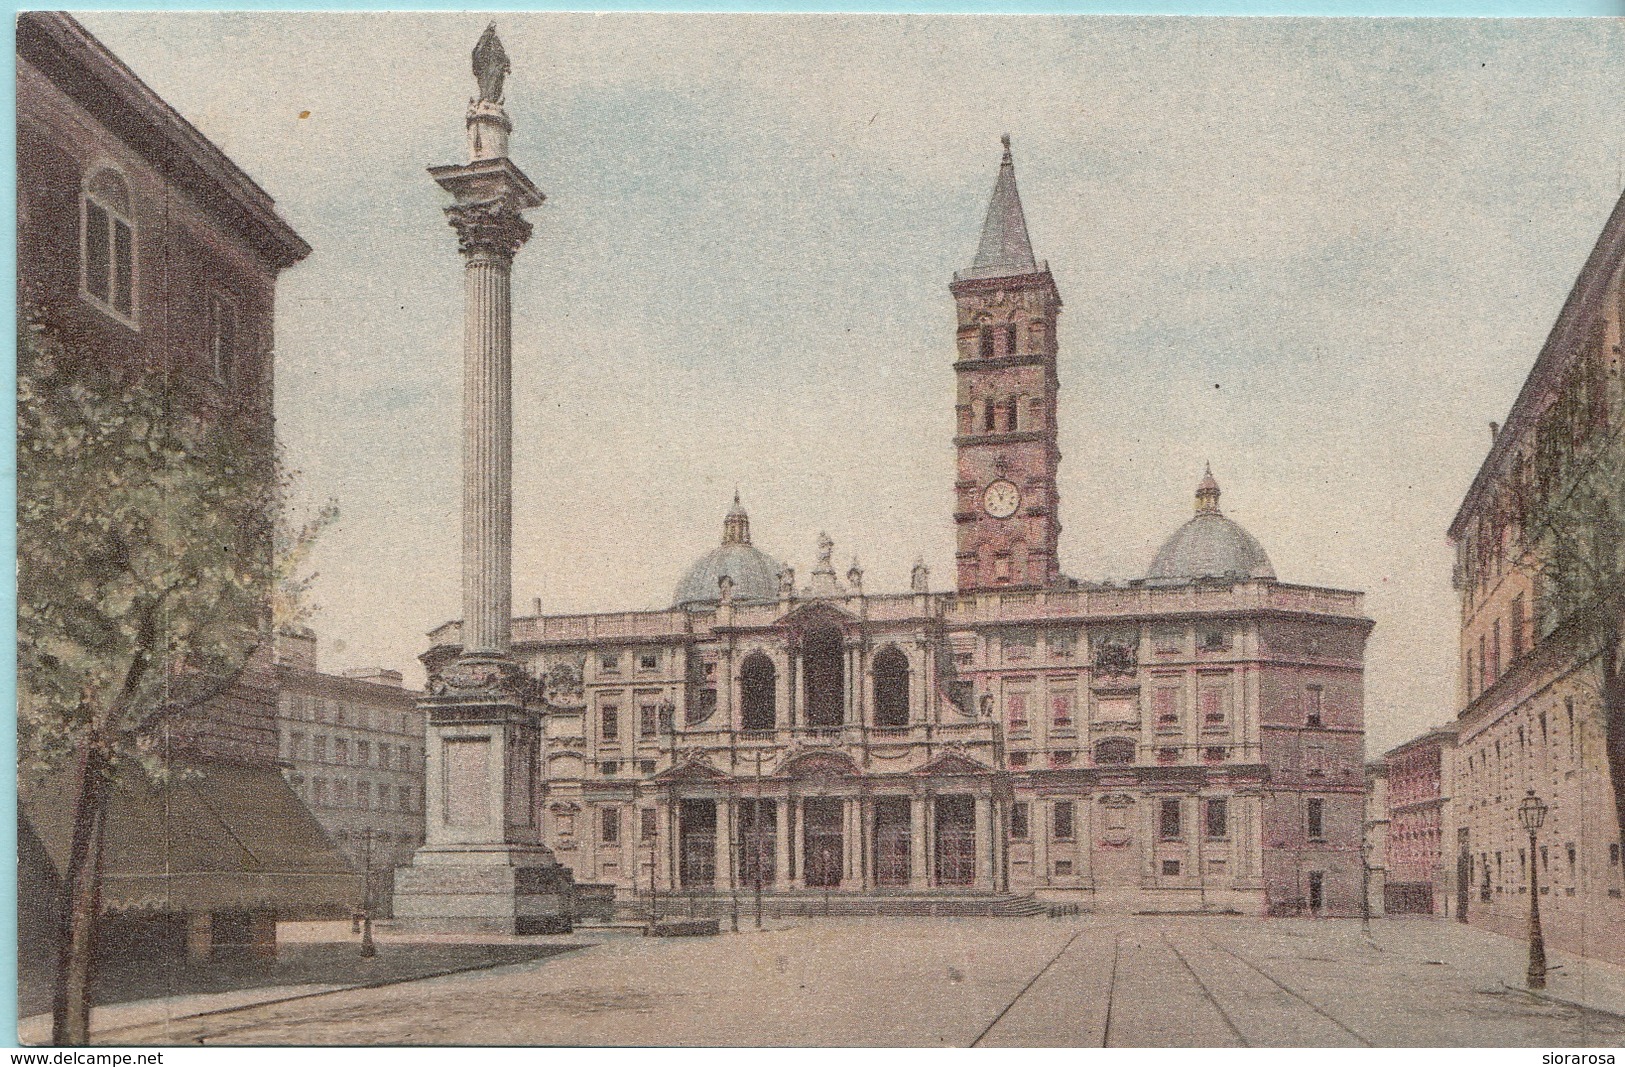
18, 11, 312, 271
1447, 185, 1625, 540
1381, 722, 1460, 761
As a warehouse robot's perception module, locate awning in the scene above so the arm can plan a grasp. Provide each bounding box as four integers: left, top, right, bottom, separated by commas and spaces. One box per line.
21, 759, 362, 918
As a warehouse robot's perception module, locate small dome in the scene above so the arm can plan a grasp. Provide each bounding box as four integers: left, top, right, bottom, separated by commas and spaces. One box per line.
1145, 467, 1275, 584
672, 495, 785, 608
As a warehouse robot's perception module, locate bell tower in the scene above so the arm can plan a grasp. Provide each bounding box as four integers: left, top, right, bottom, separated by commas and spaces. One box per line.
949, 136, 1063, 592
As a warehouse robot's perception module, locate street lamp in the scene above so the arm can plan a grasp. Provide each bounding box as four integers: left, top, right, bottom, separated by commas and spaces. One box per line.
360, 827, 376, 959
1360, 840, 1372, 940
1516, 789, 1548, 990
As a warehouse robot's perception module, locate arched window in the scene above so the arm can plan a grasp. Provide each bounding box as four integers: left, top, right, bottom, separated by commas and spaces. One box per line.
1004, 322, 1017, 355
82, 168, 135, 321
740, 652, 776, 731
982, 398, 996, 433
803, 625, 845, 728
1004, 395, 1019, 432
1094, 737, 1136, 765
873, 646, 910, 727
979, 326, 994, 359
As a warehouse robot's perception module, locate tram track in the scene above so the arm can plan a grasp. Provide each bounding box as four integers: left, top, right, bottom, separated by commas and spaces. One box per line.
1160, 930, 1250, 1047
1099, 932, 1120, 1047
970, 928, 1083, 1047
1198, 929, 1373, 1047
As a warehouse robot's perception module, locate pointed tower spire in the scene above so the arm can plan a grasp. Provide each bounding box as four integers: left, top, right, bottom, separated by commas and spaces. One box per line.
964, 134, 1039, 280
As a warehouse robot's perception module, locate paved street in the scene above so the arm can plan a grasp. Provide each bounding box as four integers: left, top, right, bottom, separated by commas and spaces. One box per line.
70, 917, 1625, 1047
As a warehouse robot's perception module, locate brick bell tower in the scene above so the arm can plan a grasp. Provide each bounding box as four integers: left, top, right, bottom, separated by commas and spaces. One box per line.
949, 136, 1063, 592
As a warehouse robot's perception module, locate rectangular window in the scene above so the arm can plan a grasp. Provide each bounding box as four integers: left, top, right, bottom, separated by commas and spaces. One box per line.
1051, 692, 1074, 728
84, 200, 110, 302
1205, 797, 1228, 839
601, 807, 620, 844
209, 293, 238, 383
1006, 693, 1028, 729
356, 741, 370, 767
1154, 687, 1180, 728
1054, 860, 1074, 876
1490, 619, 1501, 680
1052, 800, 1075, 842
1199, 688, 1226, 728
1004, 322, 1017, 355
640, 808, 658, 841
659, 703, 674, 733
1307, 797, 1325, 841
1305, 686, 1323, 727
979, 327, 994, 360
601, 706, 619, 741
1011, 802, 1030, 840
640, 704, 658, 737
600, 653, 620, 673
1048, 630, 1079, 658
335, 739, 349, 765
1160, 798, 1182, 840
1003, 396, 1018, 432
1162, 859, 1182, 876
1511, 595, 1526, 660
599, 761, 619, 776
639, 652, 658, 671
112, 219, 133, 317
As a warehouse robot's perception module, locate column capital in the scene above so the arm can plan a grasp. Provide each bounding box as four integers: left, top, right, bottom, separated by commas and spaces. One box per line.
446, 198, 533, 260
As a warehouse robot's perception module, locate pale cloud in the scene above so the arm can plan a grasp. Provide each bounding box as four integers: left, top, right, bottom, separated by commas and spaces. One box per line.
76, 12, 1625, 752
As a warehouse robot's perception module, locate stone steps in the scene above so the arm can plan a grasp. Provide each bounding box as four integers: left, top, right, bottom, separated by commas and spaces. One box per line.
616, 890, 1048, 919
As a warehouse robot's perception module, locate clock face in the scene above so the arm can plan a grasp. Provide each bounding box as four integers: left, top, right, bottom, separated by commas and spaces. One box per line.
983, 479, 1021, 519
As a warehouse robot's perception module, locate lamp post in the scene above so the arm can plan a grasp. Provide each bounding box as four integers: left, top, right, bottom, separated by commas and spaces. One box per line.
1360, 840, 1372, 940
1516, 789, 1548, 990
360, 827, 376, 959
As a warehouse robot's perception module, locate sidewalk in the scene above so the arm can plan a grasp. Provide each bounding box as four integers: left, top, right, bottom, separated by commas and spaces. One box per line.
17, 936, 595, 1045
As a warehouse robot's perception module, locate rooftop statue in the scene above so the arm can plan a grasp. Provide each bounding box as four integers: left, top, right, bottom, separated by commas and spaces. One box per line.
472, 23, 510, 105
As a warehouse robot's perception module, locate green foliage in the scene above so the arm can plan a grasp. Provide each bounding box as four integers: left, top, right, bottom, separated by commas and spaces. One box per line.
16, 319, 281, 781
1530, 432, 1625, 649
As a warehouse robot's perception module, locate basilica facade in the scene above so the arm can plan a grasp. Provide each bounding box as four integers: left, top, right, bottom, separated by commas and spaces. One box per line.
422, 142, 1373, 916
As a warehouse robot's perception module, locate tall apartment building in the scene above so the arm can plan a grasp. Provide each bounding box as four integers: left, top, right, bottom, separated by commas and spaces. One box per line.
16, 12, 354, 964
274, 630, 425, 908
1382, 724, 1458, 916
1447, 186, 1625, 963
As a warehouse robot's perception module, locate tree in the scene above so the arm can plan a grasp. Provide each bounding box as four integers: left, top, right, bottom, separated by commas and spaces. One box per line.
1526, 432, 1625, 847
16, 318, 304, 1045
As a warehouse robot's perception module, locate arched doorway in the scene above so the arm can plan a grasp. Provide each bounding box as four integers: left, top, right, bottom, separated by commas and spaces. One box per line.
803, 625, 844, 728
873, 645, 910, 727
740, 652, 776, 732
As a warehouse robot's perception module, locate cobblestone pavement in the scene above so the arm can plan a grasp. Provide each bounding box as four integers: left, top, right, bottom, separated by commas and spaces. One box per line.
81, 917, 1625, 1047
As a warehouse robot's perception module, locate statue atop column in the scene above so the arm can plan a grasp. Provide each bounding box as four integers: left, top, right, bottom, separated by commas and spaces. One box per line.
472, 24, 509, 104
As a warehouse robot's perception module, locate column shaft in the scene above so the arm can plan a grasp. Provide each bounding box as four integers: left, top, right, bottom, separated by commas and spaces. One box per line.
461, 252, 513, 656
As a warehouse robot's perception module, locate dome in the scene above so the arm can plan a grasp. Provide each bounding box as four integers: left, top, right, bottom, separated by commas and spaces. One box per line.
672, 494, 785, 608
1145, 466, 1276, 585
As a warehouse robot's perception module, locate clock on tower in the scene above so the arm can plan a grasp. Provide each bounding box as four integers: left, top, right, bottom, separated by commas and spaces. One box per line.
949, 136, 1063, 593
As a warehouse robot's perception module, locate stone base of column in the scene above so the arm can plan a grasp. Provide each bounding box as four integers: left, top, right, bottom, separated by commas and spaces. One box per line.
394, 844, 575, 934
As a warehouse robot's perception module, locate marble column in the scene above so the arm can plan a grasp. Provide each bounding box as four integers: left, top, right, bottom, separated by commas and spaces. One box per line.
791, 798, 805, 888
774, 797, 792, 890
909, 796, 929, 889
715, 798, 734, 892
975, 794, 994, 889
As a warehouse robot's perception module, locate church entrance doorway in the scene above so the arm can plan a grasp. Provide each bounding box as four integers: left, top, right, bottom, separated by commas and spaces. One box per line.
738, 798, 777, 890
803, 797, 844, 888
934, 795, 975, 887
873, 797, 911, 887
679, 799, 716, 889
803, 626, 845, 729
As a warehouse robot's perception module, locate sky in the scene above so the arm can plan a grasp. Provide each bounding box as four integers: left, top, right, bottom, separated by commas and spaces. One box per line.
78, 12, 1625, 754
